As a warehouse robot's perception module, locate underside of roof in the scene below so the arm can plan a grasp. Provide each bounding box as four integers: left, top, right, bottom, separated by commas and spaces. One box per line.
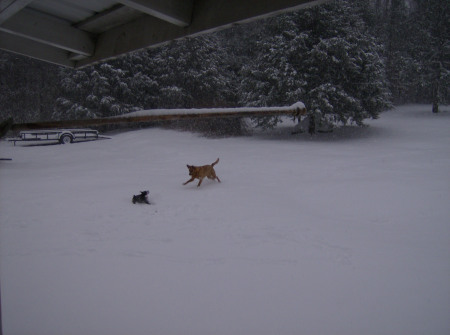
0, 0, 329, 68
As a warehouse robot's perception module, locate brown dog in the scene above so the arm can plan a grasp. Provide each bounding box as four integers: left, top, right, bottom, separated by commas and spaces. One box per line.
183, 158, 221, 187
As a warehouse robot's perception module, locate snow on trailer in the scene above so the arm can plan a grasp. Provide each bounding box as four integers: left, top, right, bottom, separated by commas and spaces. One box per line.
8, 129, 109, 145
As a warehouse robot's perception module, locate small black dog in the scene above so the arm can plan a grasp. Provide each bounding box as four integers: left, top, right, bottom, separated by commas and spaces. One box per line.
132, 191, 151, 204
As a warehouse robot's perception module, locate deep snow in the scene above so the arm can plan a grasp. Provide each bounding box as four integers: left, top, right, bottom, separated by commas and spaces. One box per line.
1, 105, 449, 335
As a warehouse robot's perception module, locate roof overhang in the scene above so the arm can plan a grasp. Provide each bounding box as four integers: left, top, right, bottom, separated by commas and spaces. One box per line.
0, 0, 329, 68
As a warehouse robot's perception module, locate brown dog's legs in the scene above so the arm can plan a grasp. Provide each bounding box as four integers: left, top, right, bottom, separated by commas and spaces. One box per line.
183, 177, 195, 185
197, 177, 205, 187
211, 174, 221, 183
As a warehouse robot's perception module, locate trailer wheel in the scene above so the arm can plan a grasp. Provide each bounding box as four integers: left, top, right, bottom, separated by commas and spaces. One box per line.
60, 134, 73, 144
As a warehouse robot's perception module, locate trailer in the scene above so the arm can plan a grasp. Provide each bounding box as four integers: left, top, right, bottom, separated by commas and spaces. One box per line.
8, 129, 109, 146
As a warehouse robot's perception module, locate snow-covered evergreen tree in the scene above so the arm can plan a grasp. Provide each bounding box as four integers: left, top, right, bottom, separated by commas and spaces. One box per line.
238, 14, 307, 128
0, 51, 59, 122
53, 34, 234, 120
146, 34, 233, 108
53, 63, 138, 120
5, 0, 445, 128
411, 0, 449, 113
238, 0, 391, 130
371, 0, 449, 109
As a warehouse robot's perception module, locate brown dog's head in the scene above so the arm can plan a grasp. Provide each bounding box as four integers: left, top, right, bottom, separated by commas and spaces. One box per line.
187, 165, 196, 176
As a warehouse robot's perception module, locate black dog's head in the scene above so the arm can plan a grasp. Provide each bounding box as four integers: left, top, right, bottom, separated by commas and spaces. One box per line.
132, 190, 150, 204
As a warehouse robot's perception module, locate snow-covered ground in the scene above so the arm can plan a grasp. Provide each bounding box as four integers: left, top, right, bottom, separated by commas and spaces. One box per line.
1, 105, 449, 335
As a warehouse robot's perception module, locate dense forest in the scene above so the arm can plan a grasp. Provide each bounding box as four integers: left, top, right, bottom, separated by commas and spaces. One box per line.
0, 0, 448, 132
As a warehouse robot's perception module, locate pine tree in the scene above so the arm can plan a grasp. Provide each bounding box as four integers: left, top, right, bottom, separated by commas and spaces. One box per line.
146, 34, 233, 108
0, 51, 59, 122
53, 34, 234, 120
372, 0, 449, 109
238, 13, 308, 128
383, 0, 411, 102
53, 64, 137, 120
238, 0, 391, 131
412, 0, 449, 113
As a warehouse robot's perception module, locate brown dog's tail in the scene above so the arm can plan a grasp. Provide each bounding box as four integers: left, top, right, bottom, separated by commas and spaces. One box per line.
212, 158, 219, 166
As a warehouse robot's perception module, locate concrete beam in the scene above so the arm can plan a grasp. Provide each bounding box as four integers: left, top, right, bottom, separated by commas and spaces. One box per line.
0, 31, 75, 67
189, 0, 330, 30
0, 8, 95, 56
74, 5, 141, 34
117, 0, 194, 27
0, 0, 32, 24
77, 0, 328, 68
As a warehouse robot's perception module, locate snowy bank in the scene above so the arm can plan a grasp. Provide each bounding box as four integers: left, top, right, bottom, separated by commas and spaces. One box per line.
1, 105, 449, 335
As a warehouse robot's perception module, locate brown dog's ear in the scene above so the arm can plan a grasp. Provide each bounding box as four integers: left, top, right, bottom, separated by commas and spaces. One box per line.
186, 165, 190, 168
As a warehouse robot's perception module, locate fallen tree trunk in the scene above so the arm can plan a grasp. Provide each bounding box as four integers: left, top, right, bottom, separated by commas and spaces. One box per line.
11, 104, 307, 131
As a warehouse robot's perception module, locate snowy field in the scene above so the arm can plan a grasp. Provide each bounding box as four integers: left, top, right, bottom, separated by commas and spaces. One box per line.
1, 105, 449, 335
